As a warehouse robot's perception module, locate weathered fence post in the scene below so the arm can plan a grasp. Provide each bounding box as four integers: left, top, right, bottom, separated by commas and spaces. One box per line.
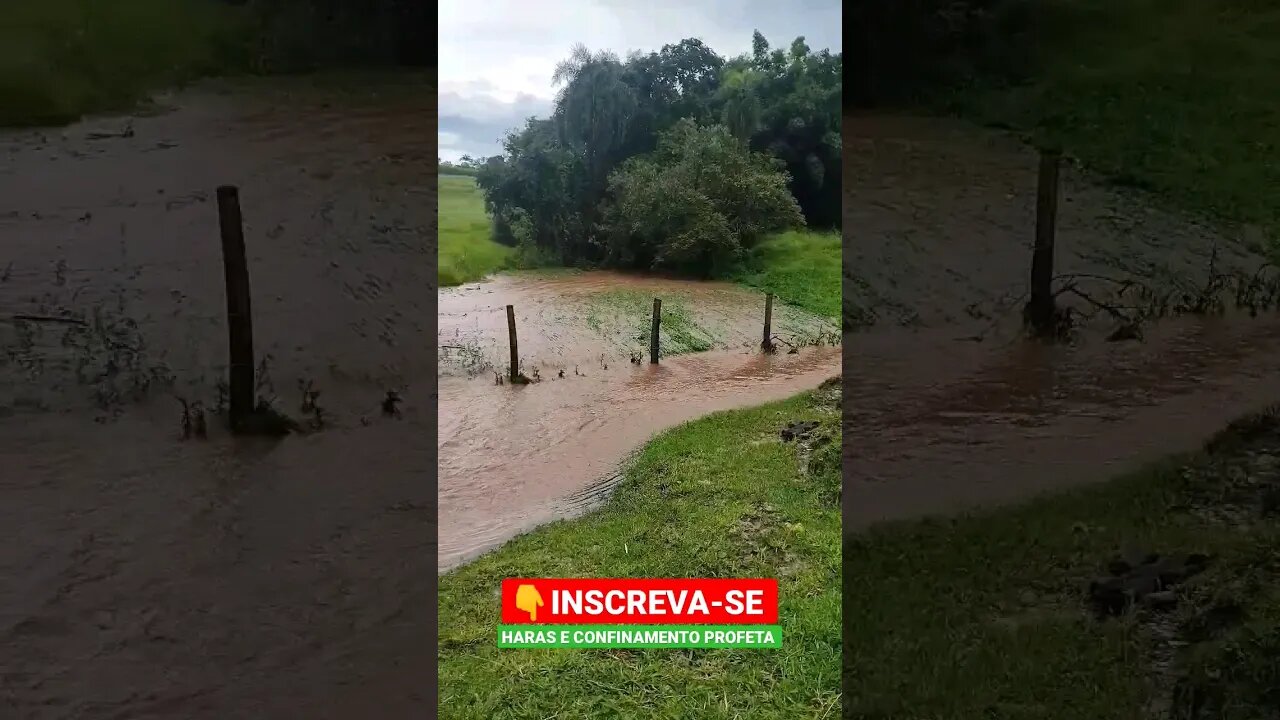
1027, 149, 1061, 336
506, 304, 518, 381
216, 185, 255, 431
650, 298, 661, 364
762, 292, 774, 351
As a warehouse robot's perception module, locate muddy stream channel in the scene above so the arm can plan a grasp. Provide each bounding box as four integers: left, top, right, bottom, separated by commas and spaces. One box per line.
845, 317, 1280, 531
438, 272, 840, 570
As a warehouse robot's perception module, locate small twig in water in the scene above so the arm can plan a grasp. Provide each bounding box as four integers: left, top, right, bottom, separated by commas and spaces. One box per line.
176, 396, 192, 439
8, 314, 88, 326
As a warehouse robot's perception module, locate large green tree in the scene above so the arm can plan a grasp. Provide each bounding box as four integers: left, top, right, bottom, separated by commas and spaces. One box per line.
603, 119, 805, 277
476, 32, 840, 273
242, 0, 432, 71
551, 45, 637, 245
476, 118, 587, 260
726, 32, 842, 228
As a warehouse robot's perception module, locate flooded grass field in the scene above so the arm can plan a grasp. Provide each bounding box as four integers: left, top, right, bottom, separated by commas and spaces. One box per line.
1, 75, 440, 718
437, 269, 840, 569
843, 115, 1280, 529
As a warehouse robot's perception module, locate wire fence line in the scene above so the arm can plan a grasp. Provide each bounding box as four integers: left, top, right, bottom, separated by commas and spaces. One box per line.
440, 288, 841, 383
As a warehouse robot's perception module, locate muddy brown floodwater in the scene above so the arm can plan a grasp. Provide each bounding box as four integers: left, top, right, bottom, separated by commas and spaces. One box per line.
843, 114, 1280, 533
438, 271, 840, 569
845, 316, 1280, 529
2, 77, 439, 719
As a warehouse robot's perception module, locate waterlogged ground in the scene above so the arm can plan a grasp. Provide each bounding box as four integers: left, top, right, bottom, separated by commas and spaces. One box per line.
439, 270, 836, 377
0, 76, 440, 718
846, 316, 1280, 527
843, 115, 1280, 531
437, 270, 839, 569
1, 76, 436, 417
843, 115, 1263, 329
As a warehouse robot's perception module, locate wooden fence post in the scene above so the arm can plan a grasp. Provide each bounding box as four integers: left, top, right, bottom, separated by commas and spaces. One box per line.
762, 292, 774, 351
216, 185, 255, 430
1027, 149, 1061, 336
650, 298, 661, 364
507, 304, 518, 381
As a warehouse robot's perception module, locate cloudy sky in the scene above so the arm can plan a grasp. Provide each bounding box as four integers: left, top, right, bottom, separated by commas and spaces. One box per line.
437, 0, 842, 162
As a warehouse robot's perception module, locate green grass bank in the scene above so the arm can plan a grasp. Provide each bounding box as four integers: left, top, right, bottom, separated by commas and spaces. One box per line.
0, 0, 434, 128
934, 0, 1280, 251
844, 405, 1280, 718
0, 0, 246, 127
436, 169, 841, 319
439, 383, 841, 719
732, 230, 841, 320
438, 174, 514, 287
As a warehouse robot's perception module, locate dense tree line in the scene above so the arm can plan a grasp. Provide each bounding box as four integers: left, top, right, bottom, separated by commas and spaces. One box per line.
849, 0, 1041, 107
475, 32, 841, 277
230, 0, 431, 71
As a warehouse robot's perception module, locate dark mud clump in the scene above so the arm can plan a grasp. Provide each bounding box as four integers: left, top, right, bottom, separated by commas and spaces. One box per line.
780, 378, 841, 505
780, 420, 820, 442
1088, 552, 1212, 617
1079, 406, 1280, 718
1183, 406, 1280, 522
235, 400, 301, 436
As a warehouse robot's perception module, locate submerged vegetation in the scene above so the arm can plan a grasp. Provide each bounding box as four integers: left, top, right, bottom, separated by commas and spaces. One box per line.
475, 33, 841, 277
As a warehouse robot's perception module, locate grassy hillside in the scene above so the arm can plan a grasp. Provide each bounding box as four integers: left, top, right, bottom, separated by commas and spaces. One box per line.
438, 174, 513, 286
733, 231, 841, 320
440, 384, 841, 719
934, 0, 1280, 250
844, 407, 1280, 718
0, 0, 435, 128
0, 0, 246, 127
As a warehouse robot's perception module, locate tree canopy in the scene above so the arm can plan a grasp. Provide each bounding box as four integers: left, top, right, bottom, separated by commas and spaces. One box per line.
475, 32, 841, 275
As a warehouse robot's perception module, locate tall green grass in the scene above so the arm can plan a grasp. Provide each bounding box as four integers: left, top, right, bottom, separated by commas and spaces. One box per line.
0, 0, 249, 127
942, 0, 1280, 247
844, 410, 1280, 718
732, 231, 841, 319
438, 175, 513, 287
